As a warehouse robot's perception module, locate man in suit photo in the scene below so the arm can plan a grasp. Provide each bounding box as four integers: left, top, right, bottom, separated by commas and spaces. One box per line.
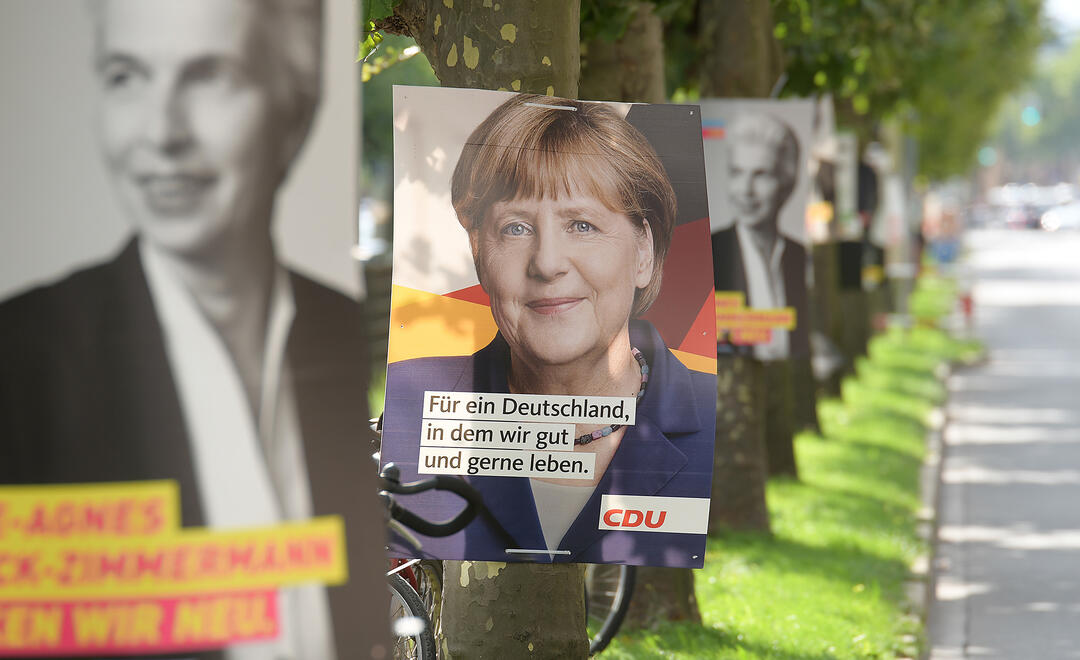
0, 1, 387, 657
712, 112, 809, 360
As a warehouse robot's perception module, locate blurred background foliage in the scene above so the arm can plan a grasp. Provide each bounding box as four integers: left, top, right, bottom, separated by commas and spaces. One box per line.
989, 22, 1080, 182
769, 0, 1045, 180
360, 0, 1046, 192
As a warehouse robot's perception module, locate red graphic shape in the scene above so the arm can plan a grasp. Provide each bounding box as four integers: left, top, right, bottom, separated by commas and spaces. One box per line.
444, 284, 490, 307
677, 294, 718, 356
642, 217, 715, 358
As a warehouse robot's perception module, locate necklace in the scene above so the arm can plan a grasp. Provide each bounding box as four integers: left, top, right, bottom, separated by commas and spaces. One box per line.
574, 347, 648, 446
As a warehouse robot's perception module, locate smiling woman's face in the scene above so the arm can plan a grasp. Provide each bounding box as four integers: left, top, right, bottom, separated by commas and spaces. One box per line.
95, 0, 285, 260
471, 191, 654, 369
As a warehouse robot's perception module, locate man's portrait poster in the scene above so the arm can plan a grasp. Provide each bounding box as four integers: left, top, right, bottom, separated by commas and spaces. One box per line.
382, 86, 718, 568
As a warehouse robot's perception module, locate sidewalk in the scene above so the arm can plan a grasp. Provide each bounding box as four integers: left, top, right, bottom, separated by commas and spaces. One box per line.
928, 229, 1080, 659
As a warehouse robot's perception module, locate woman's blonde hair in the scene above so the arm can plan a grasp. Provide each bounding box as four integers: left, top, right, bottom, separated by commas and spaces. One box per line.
451, 94, 677, 317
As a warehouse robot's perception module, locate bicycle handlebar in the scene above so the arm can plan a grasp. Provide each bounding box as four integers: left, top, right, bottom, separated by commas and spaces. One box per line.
374, 412, 518, 548
379, 463, 481, 538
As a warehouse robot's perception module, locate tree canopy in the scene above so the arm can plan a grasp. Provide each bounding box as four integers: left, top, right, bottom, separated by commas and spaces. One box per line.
361, 0, 1046, 183
990, 30, 1080, 182
771, 0, 1045, 179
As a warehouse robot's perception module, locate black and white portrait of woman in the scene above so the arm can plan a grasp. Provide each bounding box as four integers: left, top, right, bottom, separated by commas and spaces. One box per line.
700, 99, 815, 360
383, 87, 718, 568
0, 1, 386, 658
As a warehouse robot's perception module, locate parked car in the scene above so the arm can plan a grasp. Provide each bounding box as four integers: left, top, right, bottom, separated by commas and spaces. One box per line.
1006, 205, 1042, 229
1040, 201, 1080, 231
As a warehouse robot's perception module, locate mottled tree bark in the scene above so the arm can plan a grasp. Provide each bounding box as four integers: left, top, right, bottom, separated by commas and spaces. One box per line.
578, 2, 665, 103
623, 567, 702, 628
441, 562, 589, 659
709, 354, 770, 532
696, 0, 784, 97
381, 0, 579, 96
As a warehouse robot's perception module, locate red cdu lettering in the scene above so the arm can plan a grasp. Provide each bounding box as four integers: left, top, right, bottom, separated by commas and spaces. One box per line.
644, 510, 667, 528
603, 509, 623, 526
620, 510, 644, 527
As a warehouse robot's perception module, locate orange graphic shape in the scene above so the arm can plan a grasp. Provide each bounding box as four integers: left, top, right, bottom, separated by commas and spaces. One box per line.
388, 285, 498, 364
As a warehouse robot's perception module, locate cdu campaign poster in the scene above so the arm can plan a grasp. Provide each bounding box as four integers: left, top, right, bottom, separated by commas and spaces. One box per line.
382, 86, 717, 568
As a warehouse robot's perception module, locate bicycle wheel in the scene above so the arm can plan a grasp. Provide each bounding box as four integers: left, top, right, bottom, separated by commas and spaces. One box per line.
414, 560, 443, 639
583, 564, 636, 655
388, 572, 437, 660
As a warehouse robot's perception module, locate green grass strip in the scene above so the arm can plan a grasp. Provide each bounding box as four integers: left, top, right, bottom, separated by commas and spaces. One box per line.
602, 322, 978, 659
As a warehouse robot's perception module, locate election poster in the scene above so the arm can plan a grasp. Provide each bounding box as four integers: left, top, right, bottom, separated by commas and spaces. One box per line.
382, 86, 718, 568
834, 132, 862, 242
806, 94, 836, 245
0, 1, 388, 657
0, 482, 351, 657
699, 98, 815, 360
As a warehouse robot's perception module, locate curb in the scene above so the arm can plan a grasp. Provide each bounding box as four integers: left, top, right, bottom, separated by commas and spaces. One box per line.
905, 367, 949, 660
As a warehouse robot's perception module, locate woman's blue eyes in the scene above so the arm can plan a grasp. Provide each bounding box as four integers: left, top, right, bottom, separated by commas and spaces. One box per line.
502, 222, 531, 236
499, 220, 595, 236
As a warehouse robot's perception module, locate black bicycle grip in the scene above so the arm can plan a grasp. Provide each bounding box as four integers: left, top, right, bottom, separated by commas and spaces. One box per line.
386, 493, 478, 537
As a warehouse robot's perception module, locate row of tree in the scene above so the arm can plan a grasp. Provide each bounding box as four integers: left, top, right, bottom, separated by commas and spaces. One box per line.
361, 1, 1043, 657
363, 0, 1043, 183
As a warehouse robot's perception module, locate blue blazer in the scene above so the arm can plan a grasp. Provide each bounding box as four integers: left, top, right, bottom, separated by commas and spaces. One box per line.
382, 320, 716, 568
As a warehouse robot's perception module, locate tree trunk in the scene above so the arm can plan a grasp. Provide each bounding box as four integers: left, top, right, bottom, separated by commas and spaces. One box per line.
790, 356, 820, 434
441, 562, 589, 659
812, 242, 844, 396
698, 0, 792, 483
623, 567, 702, 628
578, 2, 665, 103
763, 359, 797, 478
385, 3, 588, 658
581, 5, 706, 628
696, 0, 784, 98
837, 289, 871, 365
709, 354, 770, 533
384, 0, 580, 96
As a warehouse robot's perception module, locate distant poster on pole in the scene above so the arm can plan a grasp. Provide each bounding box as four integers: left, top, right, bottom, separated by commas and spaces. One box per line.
834, 132, 866, 290
834, 132, 861, 241
699, 98, 814, 360
807, 94, 836, 244
382, 86, 718, 568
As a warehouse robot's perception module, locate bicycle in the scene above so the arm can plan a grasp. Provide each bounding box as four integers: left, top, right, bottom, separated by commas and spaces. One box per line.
387, 566, 435, 660
374, 415, 636, 656
584, 563, 636, 655
380, 463, 487, 660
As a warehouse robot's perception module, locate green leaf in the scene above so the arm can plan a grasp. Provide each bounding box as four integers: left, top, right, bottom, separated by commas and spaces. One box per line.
365, 0, 399, 23
357, 26, 384, 63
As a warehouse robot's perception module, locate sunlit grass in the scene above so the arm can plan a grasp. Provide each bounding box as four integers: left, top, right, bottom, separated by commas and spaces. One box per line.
600, 304, 980, 659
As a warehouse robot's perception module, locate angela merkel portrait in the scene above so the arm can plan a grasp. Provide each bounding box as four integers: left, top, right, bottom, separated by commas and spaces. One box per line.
383, 89, 717, 568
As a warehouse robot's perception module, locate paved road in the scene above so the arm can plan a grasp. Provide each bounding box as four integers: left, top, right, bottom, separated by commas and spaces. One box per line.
929, 228, 1080, 659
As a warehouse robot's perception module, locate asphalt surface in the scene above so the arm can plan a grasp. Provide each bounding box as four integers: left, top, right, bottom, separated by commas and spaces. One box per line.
928, 228, 1080, 659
